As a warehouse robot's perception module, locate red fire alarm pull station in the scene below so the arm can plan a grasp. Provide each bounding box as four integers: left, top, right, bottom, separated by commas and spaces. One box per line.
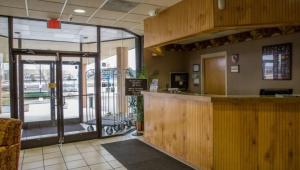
47, 19, 61, 29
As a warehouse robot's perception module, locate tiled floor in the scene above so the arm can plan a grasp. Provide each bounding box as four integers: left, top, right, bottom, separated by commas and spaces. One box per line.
20, 132, 143, 170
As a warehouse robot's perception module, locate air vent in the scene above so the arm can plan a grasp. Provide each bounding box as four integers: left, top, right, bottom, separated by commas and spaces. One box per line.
102, 0, 139, 13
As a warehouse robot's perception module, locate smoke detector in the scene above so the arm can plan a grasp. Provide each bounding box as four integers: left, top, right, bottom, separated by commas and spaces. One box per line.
148, 9, 159, 17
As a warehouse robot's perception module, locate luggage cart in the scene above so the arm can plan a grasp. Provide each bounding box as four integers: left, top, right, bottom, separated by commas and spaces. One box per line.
85, 114, 126, 135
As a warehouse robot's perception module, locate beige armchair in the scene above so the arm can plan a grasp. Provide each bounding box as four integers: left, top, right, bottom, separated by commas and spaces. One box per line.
0, 118, 22, 170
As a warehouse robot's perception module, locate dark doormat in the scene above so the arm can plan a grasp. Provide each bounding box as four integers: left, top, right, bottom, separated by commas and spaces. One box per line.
22, 124, 85, 137
102, 139, 194, 170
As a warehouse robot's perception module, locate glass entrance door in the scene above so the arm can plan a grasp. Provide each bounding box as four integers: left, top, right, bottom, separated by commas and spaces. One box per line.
61, 56, 97, 141
19, 56, 58, 141
17, 52, 98, 147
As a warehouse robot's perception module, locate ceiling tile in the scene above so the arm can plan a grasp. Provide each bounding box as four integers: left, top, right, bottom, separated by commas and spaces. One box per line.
0, 0, 25, 8
67, 15, 89, 23
133, 24, 144, 30
115, 21, 137, 29
132, 29, 143, 35
0, 6, 26, 17
28, 0, 62, 13
94, 9, 125, 20
126, 0, 181, 7
40, 0, 65, 3
68, 0, 106, 8
39, 0, 106, 8
64, 5, 96, 16
89, 17, 116, 27
102, 0, 139, 13
130, 3, 160, 15
121, 14, 147, 23
28, 10, 59, 20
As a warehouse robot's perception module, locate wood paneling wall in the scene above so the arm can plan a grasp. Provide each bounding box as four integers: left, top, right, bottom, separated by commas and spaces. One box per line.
213, 0, 300, 28
143, 92, 300, 170
213, 101, 300, 170
144, 93, 213, 170
144, 0, 300, 48
144, 0, 214, 48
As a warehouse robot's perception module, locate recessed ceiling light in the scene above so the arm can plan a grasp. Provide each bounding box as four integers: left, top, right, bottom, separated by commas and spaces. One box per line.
73, 9, 86, 13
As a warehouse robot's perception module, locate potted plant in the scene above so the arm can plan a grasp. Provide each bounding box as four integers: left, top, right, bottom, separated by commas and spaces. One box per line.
135, 67, 147, 134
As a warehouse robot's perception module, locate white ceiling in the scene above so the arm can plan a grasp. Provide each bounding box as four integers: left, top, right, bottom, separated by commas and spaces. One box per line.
0, 0, 182, 35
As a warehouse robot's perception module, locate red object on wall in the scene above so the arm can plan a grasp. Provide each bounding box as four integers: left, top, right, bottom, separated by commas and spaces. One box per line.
47, 19, 61, 29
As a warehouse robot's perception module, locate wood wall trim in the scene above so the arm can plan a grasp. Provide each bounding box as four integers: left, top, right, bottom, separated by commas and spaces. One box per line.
141, 91, 212, 102
142, 92, 300, 103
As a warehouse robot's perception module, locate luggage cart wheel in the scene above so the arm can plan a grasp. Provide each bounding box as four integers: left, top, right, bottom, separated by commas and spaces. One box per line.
87, 125, 94, 132
106, 127, 113, 135
120, 123, 125, 130
127, 120, 133, 127
114, 125, 120, 132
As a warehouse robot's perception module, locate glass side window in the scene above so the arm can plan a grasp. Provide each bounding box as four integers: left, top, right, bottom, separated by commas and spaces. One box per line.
0, 17, 10, 118
100, 28, 137, 136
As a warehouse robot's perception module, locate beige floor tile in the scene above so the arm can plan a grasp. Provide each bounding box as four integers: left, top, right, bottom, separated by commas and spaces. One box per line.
81, 151, 100, 157
45, 163, 67, 170
103, 155, 116, 162
27, 167, 44, 170
43, 147, 60, 154
98, 149, 111, 156
63, 154, 83, 162
60, 145, 76, 151
23, 155, 43, 163
44, 157, 65, 166
19, 156, 23, 164
44, 152, 63, 159
24, 149, 43, 157
20, 151, 24, 157
22, 161, 44, 170
89, 162, 113, 170
107, 160, 123, 169
43, 145, 59, 149
61, 143, 75, 147
78, 146, 96, 153
61, 148, 80, 156
66, 159, 87, 169
26, 148, 43, 152
90, 140, 102, 144
114, 167, 128, 170
92, 145, 104, 151
70, 166, 90, 170
84, 156, 106, 166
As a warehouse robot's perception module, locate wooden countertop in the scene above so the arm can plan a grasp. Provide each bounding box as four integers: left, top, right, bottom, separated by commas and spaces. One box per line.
142, 91, 300, 103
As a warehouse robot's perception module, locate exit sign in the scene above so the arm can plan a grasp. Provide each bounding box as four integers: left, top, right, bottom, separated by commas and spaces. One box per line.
47, 19, 61, 29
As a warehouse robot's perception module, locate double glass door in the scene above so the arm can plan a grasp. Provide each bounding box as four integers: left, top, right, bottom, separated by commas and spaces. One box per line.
17, 53, 98, 147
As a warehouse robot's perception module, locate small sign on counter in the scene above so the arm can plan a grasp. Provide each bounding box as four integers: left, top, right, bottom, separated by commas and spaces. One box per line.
125, 79, 147, 96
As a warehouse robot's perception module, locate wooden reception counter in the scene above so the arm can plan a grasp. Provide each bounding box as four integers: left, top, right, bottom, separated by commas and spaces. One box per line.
142, 91, 300, 170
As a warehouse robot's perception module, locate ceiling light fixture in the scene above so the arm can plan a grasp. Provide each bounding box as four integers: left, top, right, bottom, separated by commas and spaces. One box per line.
74, 9, 86, 13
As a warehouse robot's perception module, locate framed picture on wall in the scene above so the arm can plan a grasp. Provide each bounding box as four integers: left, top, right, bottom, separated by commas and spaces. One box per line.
262, 43, 292, 80
193, 64, 200, 72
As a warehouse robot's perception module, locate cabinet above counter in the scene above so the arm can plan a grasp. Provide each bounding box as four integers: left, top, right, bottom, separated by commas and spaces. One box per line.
144, 0, 300, 48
